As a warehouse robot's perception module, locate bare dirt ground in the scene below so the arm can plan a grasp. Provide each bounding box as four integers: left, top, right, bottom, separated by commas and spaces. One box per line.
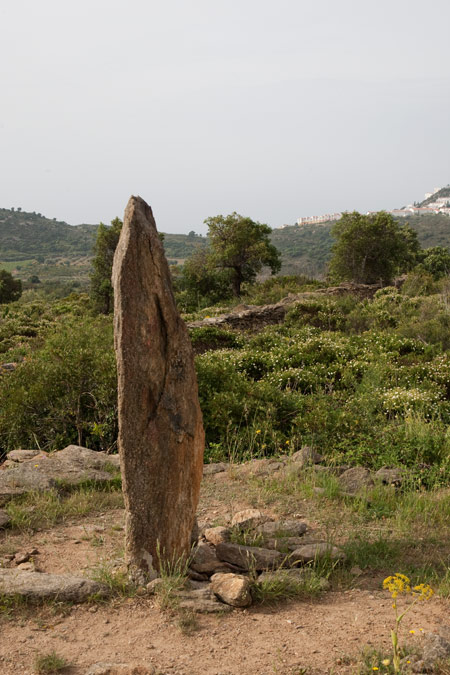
1, 470, 449, 675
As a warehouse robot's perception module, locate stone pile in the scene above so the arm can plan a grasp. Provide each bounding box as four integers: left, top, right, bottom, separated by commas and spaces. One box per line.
146, 507, 344, 612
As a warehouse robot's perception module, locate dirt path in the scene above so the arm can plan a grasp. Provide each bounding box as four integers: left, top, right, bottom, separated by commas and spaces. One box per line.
0, 589, 448, 674
1, 470, 449, 674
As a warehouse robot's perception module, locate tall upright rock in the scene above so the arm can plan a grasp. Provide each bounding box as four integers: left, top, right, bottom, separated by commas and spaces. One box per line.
112, 196, 204, 581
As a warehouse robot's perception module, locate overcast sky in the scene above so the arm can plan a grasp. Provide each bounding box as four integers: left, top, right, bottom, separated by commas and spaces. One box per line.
1, 0, 450, 233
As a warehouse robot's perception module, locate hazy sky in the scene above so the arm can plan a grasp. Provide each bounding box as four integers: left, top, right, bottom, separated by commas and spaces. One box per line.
1, 0, 450, 233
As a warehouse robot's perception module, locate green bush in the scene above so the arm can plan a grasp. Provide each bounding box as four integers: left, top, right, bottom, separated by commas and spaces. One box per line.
0, 315, 117, 453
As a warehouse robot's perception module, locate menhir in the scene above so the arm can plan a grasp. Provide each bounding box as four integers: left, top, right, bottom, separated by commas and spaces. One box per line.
112, 195, 204, 582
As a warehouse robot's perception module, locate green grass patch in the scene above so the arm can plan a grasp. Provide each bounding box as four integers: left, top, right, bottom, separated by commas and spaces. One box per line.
33, 650, 69, 674
5, 483, 123, 532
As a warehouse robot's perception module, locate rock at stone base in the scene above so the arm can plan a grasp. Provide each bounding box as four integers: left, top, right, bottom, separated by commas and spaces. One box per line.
204, 526, 230, 546
173, 587, 232, 613
231, 509, 270, 530
210, 572, 252, 607
216, 542, 283, 571
0, 569, 109, 602
190, 541, 230, 574
264, 537, 308, 552
338, 467, 373, 495
0, 509, 11, 528
256, 519, 308, 538
290, 542, 345, 564
85, 665, 156, 675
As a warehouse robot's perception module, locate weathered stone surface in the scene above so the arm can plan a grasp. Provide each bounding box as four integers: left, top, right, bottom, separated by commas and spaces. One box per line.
375, 466, 403, 486
210, 572, 252, 607
264, 537, 307, 552
338, 467, 373, 494
204, 526, 230, 546
290, 446, 323, 468
216, 542, 283, 571
0, 509, 11, 528
188, 284, 380, 334
231, 509, 270, 530
6, 449, 40, 463
257, 519, 308, 538
290, 542, 345, 564
0, 445, 120, 504
112, 196, 204, 579
190, 542, 229, 574
203, 462, 227, 475
173, 587, 232, 613
0, 569, 109, 601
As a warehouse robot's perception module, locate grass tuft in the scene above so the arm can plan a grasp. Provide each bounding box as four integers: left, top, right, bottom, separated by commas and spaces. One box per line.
33, 651, 69, 674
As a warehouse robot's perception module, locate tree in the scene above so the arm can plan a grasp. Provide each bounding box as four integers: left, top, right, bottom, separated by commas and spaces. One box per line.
329, 211, 420, 285
0, 270, 22, 303
90, 217, 123, 314
205, 212, 281, 296
417, 246, 450, 280
177, 248, 233, 310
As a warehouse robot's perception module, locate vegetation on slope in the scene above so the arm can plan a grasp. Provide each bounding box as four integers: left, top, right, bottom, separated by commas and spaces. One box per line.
0, 275, 449, 490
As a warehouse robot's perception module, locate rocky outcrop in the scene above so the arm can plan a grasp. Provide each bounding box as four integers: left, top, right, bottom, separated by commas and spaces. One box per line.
188, 283, 381, 334
112, 196, 204, 581
0, 445, 120, 505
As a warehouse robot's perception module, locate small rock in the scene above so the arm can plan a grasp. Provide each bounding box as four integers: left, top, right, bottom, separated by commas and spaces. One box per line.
14, 551, 31, 565
6, 449, 40, 463
0, 510, 11, 529
290, 446, 323, 468
187, 569, 209, 582
257, 520, 307, 538
173, 587, 232, 614
350, 566, 363, 576
290, 542, 345, 564
17, 562, 34, 571
210, 572, 252, 608
264, 537, 307, 552
338, 467, 373, 494
203, 463, 227, 475
190, 541, 230, 574
375, 466, 403, 486
146, 578, 163, 595
204, 526, 230, 546
420, 628, 450, 671
216, 542, 283, 571
231, 509, 270, 530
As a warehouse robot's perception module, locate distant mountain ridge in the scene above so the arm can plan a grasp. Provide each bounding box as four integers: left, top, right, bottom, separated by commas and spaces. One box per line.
0, 207, 449, 279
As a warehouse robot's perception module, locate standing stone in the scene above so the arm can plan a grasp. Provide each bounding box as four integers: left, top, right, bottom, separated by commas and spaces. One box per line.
112, 196, 204, 581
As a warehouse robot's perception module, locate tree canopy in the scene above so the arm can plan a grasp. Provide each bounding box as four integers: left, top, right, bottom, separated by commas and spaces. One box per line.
90, 217, 123, 314
205, 212, 281, 296
329, 211, 420, 285
0, 269, 22, 303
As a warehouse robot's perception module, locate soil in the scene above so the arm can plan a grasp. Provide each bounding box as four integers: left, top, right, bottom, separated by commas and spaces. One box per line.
0, 470, 448, 675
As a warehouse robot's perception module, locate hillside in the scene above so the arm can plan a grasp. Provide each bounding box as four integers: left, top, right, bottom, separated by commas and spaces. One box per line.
1, 208, 449, 283
419, 185, 450, 207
